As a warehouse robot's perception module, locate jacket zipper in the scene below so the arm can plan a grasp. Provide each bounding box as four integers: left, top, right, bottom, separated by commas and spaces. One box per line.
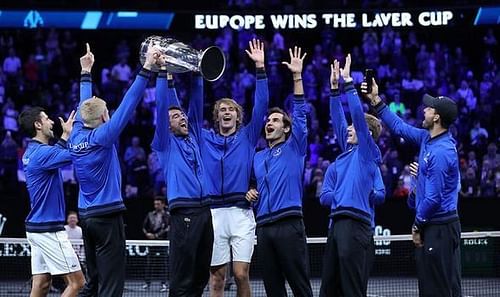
188, 138, 203, 205
264, 149, 273, 222
221, 137, 226, 203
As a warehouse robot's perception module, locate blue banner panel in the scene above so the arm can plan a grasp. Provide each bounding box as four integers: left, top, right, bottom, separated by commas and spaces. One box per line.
0, 10, 175, 30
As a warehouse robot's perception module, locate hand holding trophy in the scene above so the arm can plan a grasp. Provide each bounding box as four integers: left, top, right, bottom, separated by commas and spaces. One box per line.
139, 36, 226, 81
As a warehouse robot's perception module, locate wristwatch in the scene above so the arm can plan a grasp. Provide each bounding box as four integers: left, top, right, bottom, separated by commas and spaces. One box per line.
412, 224, 420, 233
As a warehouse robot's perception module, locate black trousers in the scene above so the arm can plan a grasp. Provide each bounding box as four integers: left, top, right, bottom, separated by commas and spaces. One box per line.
79, 213, 126, 297
320, 217, 373, 297
256, 217, 313, 297
416, 220, 461, 297
169, 207, 213, 297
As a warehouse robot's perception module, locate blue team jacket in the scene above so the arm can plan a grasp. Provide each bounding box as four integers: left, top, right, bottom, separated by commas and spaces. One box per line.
152, 73, 208, 210
320, 83, 385, 227
375, 102, 460, 227
69, 69, 151, 218
203, 69, 269, 209
253, 96, 308, 226
23, 139, 72, 232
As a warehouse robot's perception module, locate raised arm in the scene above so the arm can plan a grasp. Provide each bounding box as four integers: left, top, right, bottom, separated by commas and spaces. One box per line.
341, 54, 374, 160
93, 45, 159, 146
166, 72, 181, 107
77, 43, 94, 123
151, 71, 170, 152
319, 165, 336, 207
370, 167, 386, 206
329, 59, 348, 152
187, 74, 204, 141
38, 111, 76, 169
282, 46, 308, 155
245, 39, 269, 145
361, 79, 426, 146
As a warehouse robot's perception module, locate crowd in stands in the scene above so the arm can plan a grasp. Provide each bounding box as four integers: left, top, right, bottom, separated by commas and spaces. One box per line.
0, 24, 499, 203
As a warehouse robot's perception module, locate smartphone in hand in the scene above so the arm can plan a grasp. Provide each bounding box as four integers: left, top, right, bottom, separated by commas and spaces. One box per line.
364, 69, 375, 93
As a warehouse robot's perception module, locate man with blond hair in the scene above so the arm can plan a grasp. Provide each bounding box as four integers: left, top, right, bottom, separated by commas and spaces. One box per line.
68, 43, 160, 297
319, 55, 385, 297
205, 39, 269, 297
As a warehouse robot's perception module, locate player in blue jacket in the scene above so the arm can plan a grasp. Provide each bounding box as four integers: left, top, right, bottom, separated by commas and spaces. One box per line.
319, 55, 385, 297
152, 70, 213, 297
68, 43, 160, 297
248, 46, 313, 297
363, 78, 461, 297
205, 39, 269, 297
19, 106, 84, 297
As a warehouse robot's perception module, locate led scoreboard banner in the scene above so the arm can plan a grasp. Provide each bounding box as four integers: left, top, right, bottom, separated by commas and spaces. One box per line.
0, 10, 175, 29
0, 7, 498, 30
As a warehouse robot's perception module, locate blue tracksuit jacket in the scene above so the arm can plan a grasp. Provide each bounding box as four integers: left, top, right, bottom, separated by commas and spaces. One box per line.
23, 139, 72, 232
152, 73, 208, 210
320, 83, 385, 227
69, 69, 151, 218
374, 101, 460, 227
253, 95, 308, 226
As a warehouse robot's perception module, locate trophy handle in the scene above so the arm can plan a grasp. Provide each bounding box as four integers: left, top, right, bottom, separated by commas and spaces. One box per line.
199, 46, 226, 82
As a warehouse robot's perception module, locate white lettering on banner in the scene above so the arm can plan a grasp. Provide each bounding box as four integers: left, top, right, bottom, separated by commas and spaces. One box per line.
0, 243, 31, 257
321, 13, 356, 28
463, 238, 488, 246
374, 225, 392, 256
195, 15, 265, 30
126, 244, 149, 256
195, 11, 453, 30
418, 11, 453, 26
362, 12, 413, 27
270, 14, 317, 29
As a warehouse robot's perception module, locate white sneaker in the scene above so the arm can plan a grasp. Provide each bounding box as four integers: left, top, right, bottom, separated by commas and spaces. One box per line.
160, 284, 168, 292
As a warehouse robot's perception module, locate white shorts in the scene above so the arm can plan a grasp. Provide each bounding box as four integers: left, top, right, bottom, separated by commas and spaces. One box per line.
26, 231, 81, 275
211, 207, 256, 266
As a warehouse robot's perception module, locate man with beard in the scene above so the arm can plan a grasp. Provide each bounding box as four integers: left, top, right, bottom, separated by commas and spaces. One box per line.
205, 39, 269, 297
248, 46, 313, 297
153, 69, 212, 296
362, 79, 461, 297
19, 106, 85, 297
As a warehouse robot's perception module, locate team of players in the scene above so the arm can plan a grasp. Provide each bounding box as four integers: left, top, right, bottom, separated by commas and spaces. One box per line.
20, 40, 460, 297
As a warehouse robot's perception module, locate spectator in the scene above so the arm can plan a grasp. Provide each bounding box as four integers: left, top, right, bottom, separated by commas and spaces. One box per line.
461, 168, 480, 198
64, 211, 85, 262
142, 197, 170, 292
124, 136, 146, 167
470, 121, 489, 149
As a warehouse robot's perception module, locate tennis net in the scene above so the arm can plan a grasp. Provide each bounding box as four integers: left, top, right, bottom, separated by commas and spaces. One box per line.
0, 231, 499, 296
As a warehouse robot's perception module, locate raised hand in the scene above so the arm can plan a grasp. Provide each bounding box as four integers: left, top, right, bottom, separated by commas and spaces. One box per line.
143, 41, 162, 71
339, 53, 351, 80
60, 110, 76, 140
282, 46, 307, 74
245, 38, 265, 68
80, 43, 94, 72
330, 59, 340, 89
360, 78, 381, 105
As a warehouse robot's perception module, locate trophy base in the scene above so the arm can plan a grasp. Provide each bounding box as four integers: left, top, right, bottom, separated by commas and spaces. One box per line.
199, 46, 226, 82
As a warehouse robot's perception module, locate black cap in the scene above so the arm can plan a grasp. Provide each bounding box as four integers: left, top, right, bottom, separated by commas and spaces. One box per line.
422, 94, 458, 126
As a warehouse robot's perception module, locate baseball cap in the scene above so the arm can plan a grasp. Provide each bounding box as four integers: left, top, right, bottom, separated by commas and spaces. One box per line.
422, 94, 458, 126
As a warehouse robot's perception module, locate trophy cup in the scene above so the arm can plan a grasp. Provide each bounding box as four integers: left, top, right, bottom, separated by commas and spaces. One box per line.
140, 35, 226, 81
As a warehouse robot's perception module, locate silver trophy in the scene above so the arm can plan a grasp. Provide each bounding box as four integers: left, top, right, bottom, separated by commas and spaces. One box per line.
140, 35, 226, 81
